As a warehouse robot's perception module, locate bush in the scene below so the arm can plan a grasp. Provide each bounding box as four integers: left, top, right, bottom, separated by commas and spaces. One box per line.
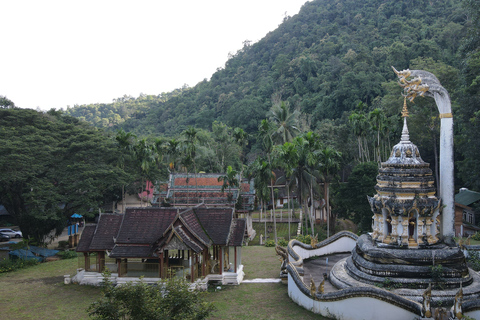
278, 238, 288, 246
0, 258, 38, 273
265, 240, 275, 247
472, 232, 480, 241
88, 274, 215, 320
295, 234, 312, 245
56, 250, 78, 259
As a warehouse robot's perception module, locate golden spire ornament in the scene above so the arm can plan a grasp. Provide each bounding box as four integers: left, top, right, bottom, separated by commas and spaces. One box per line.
401, 96, 409, 118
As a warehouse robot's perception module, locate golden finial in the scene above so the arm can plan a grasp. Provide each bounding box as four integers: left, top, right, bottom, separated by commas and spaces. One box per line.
401, 96, 409, 118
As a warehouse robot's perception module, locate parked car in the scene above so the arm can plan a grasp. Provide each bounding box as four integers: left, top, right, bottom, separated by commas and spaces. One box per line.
0, 228, 22, 238
0, 232, 10, 242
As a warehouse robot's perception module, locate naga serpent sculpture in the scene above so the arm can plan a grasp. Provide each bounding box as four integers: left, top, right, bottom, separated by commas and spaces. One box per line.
392, 66, 455, 241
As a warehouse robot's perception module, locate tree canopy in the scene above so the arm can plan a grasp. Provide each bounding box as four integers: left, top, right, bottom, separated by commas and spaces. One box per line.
0, 108, 131, 243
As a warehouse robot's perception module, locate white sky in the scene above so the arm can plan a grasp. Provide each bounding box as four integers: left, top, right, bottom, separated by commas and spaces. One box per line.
1, 0, 308, 111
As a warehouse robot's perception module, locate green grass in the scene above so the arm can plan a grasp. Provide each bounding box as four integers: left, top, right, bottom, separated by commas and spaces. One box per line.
0, 246, 329, 320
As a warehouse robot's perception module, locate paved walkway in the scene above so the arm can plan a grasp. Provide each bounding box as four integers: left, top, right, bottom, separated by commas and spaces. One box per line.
242, 278, 282, 283
302, 253, 351, 293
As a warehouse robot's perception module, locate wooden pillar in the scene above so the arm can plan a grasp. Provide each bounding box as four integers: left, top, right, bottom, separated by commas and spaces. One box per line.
219, 247, 223, 275
202, 249, 206, 277
159, 252, 164, 278
190, 252, 195, 283
98, 251, 105, 273
117, 259, 122, 277
234, 247, 237, 273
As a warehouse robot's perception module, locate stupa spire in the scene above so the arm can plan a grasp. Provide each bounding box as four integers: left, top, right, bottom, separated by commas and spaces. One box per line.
400, 97, 410, 143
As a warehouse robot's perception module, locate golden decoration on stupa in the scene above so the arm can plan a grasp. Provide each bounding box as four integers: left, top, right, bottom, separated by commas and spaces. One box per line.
401, 97, 409, 118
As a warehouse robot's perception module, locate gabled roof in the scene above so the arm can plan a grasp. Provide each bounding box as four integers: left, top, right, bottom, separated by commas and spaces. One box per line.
115, 208, 178, 244
194, 207, 234, 245
455, 189, 480, 207
76, 225, 96, 252
77, 206, 243, 258
229, 218, 246, 247
89, 213, 123, 250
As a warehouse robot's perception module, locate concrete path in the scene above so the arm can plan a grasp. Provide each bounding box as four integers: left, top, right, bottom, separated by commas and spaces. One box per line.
242, 278, 282, 283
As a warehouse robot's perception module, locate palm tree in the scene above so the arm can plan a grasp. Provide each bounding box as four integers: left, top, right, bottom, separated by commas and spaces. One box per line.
218, 166, 239, 205
246, 157, 274, 242
165, 138, 181, 205
182, 127, 199, 203
115, 129, 136, 213
290, 134, 319, 236
317, 146, 342, 238
274, 142, 298, 240
267, 101, 300, 145
135, 138, 156, 207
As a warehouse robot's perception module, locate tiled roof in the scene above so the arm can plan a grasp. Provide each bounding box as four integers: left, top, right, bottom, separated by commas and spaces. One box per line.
179, 208, 211, 246
229, 218, 246, 246
76, 225, 96, 252
89, 213, 123, 250
174, 177, 224, 187
78, 206, 243, 258
115, 208, 178, 244
174, 226, 204, 253
194, 207, 234, 245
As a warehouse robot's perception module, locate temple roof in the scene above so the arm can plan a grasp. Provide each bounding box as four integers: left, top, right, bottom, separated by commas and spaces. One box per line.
77, 205, 243, 258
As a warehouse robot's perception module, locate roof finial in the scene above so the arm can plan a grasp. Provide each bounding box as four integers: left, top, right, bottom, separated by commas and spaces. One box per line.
400, 97, 410, 143
401, 96, 409, 118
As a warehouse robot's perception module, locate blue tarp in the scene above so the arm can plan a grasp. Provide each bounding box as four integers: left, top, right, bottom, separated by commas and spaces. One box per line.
9, 246, 59, 262
71, 213, 83, 218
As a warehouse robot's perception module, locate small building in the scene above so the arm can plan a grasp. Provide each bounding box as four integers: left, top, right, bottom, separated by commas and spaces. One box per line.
455, 188, 480, 237
75, 204, 246, 285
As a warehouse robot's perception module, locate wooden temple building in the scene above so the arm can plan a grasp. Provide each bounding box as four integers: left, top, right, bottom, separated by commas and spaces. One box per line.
76, 204, 246, 285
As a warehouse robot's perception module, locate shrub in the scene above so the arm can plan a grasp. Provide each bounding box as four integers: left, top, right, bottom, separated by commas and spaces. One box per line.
295, 234, 312, 245
88, 274, 215, 320
277, 238, 288, 246
265, 240, 275, 247
0, 258, 38, 273
472, 232, 480, 241
56, 250, 78, 259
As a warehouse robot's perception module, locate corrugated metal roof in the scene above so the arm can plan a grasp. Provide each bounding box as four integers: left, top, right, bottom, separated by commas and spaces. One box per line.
455, 189, 480, 207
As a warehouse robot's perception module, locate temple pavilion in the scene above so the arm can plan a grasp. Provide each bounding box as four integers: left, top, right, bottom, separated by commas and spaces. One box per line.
76, 204, 246, 285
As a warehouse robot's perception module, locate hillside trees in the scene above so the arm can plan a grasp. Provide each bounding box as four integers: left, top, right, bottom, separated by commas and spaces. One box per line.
0, 108, 131, 243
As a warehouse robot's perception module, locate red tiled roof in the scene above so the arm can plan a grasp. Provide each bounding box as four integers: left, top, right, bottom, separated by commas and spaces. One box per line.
174, 177, 223, 187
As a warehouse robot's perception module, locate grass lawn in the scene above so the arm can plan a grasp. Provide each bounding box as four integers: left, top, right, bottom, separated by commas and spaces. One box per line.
0, 246, 329, 320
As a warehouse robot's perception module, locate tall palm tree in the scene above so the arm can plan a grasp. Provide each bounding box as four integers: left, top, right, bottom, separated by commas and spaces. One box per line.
267, 101, 300, 145
135, 138, 156, 207
218, 166, 239, 205
115, 129, 136, 213
317, 146, 342, 238
274, 142, 298, 240
182, 127, 199, 203
246, 157, 274, 242
290, 134, 319, 236
165, 138, 181, 205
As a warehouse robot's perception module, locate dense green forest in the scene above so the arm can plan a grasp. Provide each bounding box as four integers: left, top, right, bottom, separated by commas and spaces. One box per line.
2, 0, 480, 240
62, 0, 477, 185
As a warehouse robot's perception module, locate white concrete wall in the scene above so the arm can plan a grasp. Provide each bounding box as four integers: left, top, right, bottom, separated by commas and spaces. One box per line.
288, 275, 419, 320
292, 236, 357, 260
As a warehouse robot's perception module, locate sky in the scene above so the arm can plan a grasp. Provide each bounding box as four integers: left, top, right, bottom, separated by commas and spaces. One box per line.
1, 0, 308, 111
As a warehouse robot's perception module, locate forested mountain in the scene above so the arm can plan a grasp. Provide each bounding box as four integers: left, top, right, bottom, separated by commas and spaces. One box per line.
63, 0, 480, 192
65, 0, 464, 135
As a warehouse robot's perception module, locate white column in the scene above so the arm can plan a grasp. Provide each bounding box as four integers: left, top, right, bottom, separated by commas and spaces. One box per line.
439, 116, 455, 239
